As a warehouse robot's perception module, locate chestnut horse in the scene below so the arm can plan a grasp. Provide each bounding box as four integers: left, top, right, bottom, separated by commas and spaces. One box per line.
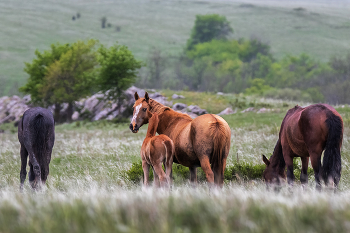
141, 112, 174, 187
262, 104, 343, 190
130, 92, 231, 187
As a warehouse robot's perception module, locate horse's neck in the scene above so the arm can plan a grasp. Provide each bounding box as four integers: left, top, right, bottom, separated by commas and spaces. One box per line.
270, 140, 286, 174
146, 117, 158, 138
148, 98, 192, 135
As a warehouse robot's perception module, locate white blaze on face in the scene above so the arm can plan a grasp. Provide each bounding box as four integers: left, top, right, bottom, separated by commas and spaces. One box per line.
131, 103, 142, 126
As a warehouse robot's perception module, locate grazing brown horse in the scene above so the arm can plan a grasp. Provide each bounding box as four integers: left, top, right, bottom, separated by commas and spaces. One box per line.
262, 104, 343, 190
141, 112, 174, 187
130, 92, 231, 187
18, 107, 55, 189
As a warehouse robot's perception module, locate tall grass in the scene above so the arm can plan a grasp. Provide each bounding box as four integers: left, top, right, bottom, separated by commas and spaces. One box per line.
0, 102, 350, 231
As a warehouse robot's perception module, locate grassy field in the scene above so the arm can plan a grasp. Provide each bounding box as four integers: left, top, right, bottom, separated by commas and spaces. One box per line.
1, 0, 350, 96
1, 92, 350, 232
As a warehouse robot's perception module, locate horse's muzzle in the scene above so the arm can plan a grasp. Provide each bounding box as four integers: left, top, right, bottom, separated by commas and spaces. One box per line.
129, 123, 139, 133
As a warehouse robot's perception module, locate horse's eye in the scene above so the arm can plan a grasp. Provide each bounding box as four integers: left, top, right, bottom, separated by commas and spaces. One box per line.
143, 108, 147, 112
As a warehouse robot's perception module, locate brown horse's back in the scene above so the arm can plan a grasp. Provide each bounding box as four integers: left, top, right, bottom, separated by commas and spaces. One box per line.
266, 103, 343, 190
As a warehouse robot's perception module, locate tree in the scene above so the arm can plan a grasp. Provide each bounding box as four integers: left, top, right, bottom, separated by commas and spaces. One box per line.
186, 14, 233, 51
97, 43, 142, 101
20, 40, 98, 122
40, 40, 98, 122
20, 43, 71, 106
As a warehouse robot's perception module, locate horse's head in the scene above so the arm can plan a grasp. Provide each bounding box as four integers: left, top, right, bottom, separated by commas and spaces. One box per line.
262, 154, 285, 188
130, 92, 152, 133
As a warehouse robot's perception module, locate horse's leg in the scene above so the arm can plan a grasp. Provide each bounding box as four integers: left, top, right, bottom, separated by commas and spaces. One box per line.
189, 167, 197, 186
20, 145, 28, 190
28, 162, 35, 186
282, 147, 295, 187
300, 157, 309, 188
310, 152, 322, 191
24, 146, 41, 189
198, 156, 214, 186
142, 160, 150, 186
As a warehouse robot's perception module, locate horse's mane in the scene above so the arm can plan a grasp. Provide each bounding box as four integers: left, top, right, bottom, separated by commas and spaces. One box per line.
149, 99, 170, 115
149, 98, 192, 120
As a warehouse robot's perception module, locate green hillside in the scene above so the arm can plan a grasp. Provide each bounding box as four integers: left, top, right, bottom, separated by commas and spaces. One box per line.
1, 0, 350, 96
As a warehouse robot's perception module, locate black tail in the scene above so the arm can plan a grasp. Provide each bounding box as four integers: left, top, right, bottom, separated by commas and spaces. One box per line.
322, 111, 343, 187
32, 114, 48, 180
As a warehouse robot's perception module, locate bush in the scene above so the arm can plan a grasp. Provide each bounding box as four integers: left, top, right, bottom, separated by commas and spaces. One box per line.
224, 162, 265, 181
126, 161, 266, 184
126, 159, 315, 184
186, 14, 233, 51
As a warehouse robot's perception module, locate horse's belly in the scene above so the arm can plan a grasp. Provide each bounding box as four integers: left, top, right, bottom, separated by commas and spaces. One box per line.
173, 124, 200, 167
286, 133, 309, 157
285, 123, 309, 157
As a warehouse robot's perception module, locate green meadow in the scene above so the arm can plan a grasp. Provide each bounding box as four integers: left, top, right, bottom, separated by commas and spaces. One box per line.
1, 91, 350, 232
1, 0, 350, 96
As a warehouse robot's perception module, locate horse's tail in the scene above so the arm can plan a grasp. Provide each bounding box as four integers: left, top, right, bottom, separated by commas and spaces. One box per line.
322, 111, 343, 187
31, 113, 48, 179
209, 117, 230, 182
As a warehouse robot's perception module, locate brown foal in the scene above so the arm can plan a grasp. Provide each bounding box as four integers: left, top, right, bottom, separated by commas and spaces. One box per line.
141, 112, 175, 188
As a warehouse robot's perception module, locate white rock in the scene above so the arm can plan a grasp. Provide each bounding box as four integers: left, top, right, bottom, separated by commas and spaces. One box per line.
72, 111, 80, 121
172, 94, 185, 99
217, 107, 236, 116
241, 107, 255, 113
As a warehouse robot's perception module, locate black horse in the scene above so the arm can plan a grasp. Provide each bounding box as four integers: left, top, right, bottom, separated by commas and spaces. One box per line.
18, 107, 55, 189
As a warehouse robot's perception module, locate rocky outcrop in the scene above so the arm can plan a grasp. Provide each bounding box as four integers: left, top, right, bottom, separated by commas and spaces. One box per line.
0, 86, 174, 125
172, 94, 185, 99
172, 103, 187, 111
172, 103, 208, 119
0, 86, 216, 124
0, 95, 30, 125
187, 105, 207, 115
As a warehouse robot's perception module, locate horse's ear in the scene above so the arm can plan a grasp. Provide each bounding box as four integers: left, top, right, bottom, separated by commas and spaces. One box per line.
145, 92, 149, 103
134, 92, 139, 100
262, 155, 270, 166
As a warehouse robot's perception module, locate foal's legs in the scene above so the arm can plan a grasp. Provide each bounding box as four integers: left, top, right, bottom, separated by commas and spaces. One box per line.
20, 145, 28, 190
152, 166, 160, 187
153, 164, 168, 187
142, 160, 150, 186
